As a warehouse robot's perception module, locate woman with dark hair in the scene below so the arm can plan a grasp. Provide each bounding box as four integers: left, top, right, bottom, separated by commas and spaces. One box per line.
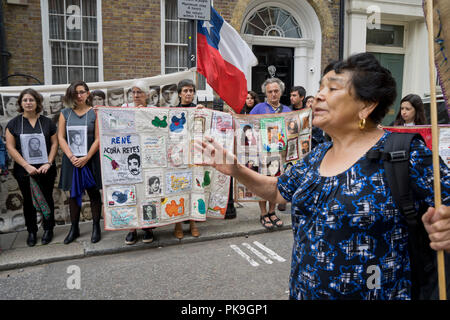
240, 91, 260, 114
393, 94, 427, 126
5, 88, 58, 246
196, 52, 450, 300
58, 80, 102, 244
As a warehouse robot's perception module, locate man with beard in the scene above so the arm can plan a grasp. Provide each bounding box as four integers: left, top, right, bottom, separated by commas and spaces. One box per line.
127, 153, 140, 176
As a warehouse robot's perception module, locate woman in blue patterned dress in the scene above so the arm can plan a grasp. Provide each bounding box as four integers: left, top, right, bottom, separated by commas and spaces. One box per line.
196, 53, 450, 300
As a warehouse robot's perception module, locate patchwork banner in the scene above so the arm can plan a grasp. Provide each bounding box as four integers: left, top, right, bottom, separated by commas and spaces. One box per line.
233, 108, 312, 202
0, 69, 196, 233
98, 106, 233, 230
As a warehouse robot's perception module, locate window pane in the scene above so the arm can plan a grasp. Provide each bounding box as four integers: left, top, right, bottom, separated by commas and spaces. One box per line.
52, 66, 67, 84
68, 67, 83, 82
68, 43, 82, 65
366, 24, 404, 47
259, 8, 271, 28
245, 7, 302, 39
66, 21, 82, 40
83, 17, 97, 41
244, 22, 264, 36
84, 67, 98, 82
66, 0, 82, 41
179, 21, 188, 44
49, 0, 64, 14
165, 21, 178, 43
165, 67, 178, 74
165, 0, 177, 19
82, 0, 96, 16
165, 46, 178, 68
67, 0, 81, 8
51, 42, 67, 65
179, 46, 187, 67
83, 43, 98, 66
49, 15, 65, 40
268, 7, 278, 26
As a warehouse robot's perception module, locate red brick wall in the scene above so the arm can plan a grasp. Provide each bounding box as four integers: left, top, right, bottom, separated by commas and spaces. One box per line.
101, 0, 161, 81
2, 0, 341, 84
3, 0, 44, 86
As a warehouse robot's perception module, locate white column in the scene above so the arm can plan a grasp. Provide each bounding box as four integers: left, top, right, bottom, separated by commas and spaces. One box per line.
293, 46, 308, 88
346, 9, 368, 56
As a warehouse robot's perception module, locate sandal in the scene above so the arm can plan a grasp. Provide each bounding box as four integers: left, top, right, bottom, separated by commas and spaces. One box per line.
268, 212, 283, 228
260, 214, 274, 230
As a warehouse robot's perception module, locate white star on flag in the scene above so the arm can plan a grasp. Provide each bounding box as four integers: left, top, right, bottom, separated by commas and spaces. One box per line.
203, 20, 213, 37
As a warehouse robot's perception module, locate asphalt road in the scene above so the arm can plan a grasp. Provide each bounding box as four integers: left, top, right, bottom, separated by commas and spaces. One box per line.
0, 229, 293, 300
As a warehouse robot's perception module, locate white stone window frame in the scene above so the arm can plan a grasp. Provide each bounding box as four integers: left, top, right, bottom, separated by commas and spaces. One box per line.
40, 0, 104, 85
365, 20, 408, 55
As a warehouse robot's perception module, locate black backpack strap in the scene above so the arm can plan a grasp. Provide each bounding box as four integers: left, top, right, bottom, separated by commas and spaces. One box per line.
368, 132, 436, 299
382, 133, 420, 222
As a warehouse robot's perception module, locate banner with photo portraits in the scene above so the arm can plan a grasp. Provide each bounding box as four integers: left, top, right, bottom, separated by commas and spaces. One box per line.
0, 70, 196, 233
98, 106, 233, 230
233, 108, 312, 202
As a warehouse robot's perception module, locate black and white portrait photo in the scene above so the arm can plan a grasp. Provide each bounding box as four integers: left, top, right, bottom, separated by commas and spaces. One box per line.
127, 153, 141, 176
19, 133, 48, 164
160, 83, 178, 107
148, 176, 161, 195
28, 137, 43, 158
107, 88, 125, 107
68, 126, 87, 156
143, 203, 157, 221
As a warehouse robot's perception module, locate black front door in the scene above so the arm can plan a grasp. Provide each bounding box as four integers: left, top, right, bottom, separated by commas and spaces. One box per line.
252, 46, 294, 107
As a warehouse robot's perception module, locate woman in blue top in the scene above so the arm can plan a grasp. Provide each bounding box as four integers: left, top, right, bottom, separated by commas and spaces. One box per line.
196, 53, 450, 300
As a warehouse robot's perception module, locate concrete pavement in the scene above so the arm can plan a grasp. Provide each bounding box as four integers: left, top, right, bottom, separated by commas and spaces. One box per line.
0, 202, 291, 271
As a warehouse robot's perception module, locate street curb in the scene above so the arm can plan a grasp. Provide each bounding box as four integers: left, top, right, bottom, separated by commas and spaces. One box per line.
0, 224, 291, 272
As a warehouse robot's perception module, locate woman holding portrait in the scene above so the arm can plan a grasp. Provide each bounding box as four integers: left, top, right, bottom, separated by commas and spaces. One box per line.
5, 88, 58, 246
58, 80, 102, 244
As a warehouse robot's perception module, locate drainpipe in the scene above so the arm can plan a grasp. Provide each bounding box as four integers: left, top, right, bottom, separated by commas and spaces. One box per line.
0, 1, 10, 86
339, 0, 345, 60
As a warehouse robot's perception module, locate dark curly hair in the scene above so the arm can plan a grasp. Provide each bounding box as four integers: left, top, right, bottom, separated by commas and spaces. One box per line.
18, 88, 44, 114
323, 53, 397, 124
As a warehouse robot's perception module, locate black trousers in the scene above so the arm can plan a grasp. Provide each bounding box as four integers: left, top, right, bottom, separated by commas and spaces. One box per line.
15, 165, 57, 233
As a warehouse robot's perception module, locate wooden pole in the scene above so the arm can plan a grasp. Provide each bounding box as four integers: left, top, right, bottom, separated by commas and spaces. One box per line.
425, 0, 447, 301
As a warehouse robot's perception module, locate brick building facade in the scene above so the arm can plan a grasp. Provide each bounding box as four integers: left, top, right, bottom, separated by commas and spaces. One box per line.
0, 0, 341, 233
2, 0, 340, 90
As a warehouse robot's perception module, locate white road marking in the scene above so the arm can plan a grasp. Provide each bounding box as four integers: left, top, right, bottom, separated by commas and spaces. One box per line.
230, 244, 259, 267
242, 243, 273, 264
252, 241, 286, 262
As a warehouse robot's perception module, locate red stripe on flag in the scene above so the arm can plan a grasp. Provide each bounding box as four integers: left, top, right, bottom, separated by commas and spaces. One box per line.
197, 33, 246, 114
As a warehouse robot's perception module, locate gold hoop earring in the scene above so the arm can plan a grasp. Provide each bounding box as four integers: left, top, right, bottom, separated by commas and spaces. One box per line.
358, 118, 366, 130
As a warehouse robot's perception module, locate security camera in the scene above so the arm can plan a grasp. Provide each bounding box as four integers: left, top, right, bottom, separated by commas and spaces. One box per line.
309, 67, 315, 73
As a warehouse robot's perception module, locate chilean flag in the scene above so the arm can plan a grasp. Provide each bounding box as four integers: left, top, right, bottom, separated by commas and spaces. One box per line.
197, 7, 258, 113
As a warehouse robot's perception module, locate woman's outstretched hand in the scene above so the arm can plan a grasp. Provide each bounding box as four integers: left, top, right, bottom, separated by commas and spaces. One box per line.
194, 136, 238, 176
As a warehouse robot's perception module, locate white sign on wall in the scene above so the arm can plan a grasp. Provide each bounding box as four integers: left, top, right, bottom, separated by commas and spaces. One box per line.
177, 0, 211, 20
